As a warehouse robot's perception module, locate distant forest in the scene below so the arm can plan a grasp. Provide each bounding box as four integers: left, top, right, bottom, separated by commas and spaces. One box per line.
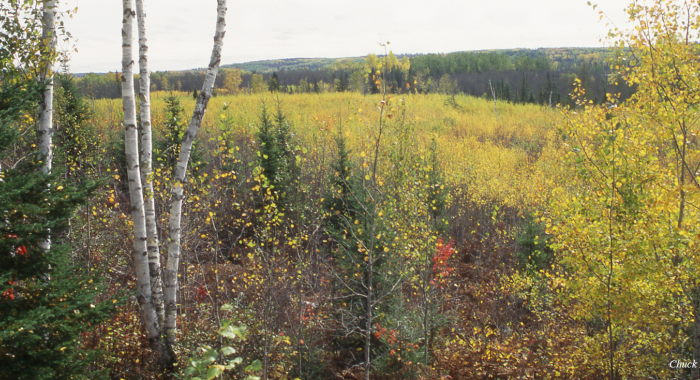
74, 47, 634, 106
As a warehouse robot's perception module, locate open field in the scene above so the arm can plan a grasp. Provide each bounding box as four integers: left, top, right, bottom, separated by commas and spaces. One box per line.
70, 91, 591, 379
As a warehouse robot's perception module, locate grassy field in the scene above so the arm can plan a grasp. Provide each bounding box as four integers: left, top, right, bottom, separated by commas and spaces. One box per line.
93, 91, 562, 211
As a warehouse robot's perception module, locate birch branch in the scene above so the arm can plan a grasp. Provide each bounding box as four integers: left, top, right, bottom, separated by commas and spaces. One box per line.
164, 0, 227, 350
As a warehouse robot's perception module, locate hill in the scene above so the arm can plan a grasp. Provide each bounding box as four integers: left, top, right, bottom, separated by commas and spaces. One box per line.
222, 57, 365, 73
221, 47, 613, 74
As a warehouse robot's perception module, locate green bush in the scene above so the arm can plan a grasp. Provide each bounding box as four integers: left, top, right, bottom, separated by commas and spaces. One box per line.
515, 213, 553, 273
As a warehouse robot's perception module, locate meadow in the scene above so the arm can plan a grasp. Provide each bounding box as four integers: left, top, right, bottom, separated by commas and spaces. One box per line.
95, 91, 560, 207
69, 90, 587, 379
7, 71, 688, 379
6, 71, 694, 380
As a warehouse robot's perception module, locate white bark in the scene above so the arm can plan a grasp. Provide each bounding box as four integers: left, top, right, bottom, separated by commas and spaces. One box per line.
164, 0, 227, 349
122, 0, 159, 346
37, 0, 57, 253
135, 0, 164, 329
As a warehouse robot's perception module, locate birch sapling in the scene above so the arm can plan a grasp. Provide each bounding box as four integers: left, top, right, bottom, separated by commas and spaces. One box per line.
164, 0, 227, 350
135, 0, 165, 329
121, 0, 160, 347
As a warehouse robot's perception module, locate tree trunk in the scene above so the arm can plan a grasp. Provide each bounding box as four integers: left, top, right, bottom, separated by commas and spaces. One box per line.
122, 0, 159, 348
37, 0, 57, 253
163, 0, 227, 352
134, 0, 173, 367
135, 0, 165, 334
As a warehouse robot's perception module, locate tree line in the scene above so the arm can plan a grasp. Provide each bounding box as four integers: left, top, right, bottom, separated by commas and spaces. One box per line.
74, 48, 634, 107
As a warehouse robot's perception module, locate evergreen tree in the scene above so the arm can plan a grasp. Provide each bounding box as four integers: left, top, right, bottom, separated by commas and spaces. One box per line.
267, 72, 280, 93
426, 139, 447, 222
155, 95, 202, 174
323, 125, 403, 377
255, 104, 298, 211
336, 71, 349, 92
272, 104, 299, 212
53, 73, 98, 179
256, 104, 278, 183
324, 126, 359, 232
160, 95, 185, 169
520, 74, 530, 104
0, 83, 117, 380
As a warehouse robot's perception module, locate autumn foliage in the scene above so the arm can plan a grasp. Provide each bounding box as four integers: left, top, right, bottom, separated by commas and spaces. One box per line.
432, 237, 454, 287
9, 1, 700, 379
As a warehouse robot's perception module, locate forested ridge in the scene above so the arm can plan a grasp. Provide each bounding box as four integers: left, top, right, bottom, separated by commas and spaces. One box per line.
2, 0, 700, 379
75, 47, 631, 108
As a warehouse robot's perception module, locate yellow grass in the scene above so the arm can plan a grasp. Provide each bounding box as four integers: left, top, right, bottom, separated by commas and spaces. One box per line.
93, 91, 564, 210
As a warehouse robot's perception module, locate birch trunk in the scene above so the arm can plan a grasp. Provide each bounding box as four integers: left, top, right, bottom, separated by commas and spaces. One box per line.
37, 0, 57, 253
135, 0, 165, 331
163, 0, 227, 350
694, 300, 700, 379
122, 0, 159, 348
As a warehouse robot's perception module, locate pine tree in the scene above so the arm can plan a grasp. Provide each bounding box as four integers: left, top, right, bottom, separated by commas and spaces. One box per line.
255, 104, 298, 212
272, 104, 299, 212
53, 73, 97, 179
159, 95, 186, 170
322, 121, 403, 378
520, 74, 530, 104
335, 72, 349, 92
0, 82, 117, 380
426, 139, 447, 221
267, 72, 280, 93
504, 81, 512, 102
256, 104, 280, 193
324, 127, 359, 232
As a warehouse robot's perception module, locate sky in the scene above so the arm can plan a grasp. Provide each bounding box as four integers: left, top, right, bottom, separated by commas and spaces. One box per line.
60, 0, 634, 74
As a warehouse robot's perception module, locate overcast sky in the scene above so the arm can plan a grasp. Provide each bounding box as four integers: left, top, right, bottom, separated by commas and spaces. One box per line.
60, 0, 633, 74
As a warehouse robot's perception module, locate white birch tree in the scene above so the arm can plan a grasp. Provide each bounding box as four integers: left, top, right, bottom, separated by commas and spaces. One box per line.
163, 0, 227, 353
37, 0, 57, 253
121, 0, 160, 349
135, 0, 165, 331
